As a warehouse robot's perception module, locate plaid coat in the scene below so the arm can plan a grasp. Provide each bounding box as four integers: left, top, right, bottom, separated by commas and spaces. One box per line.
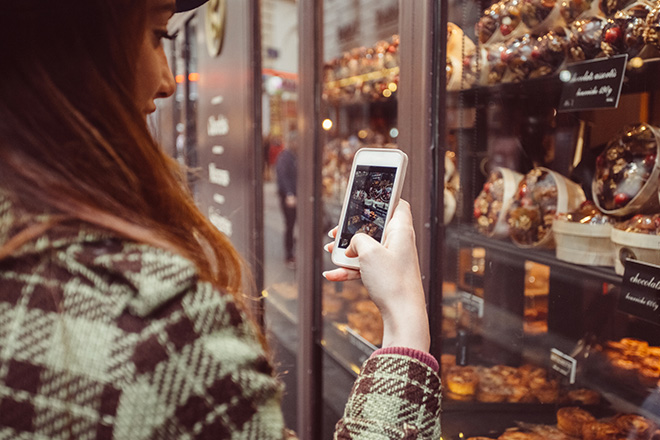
0, 196, 441, 439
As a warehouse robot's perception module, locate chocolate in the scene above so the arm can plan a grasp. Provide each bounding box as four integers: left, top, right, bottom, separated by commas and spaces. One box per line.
593, 123, 658, 212
615, 213, 660, 233
486, 43, 510, 84
598, 0, 634, 17
474, 171, 508, 235
522, 0, 558, 30
508, 168, 559, 245
476, 0, 526, 44
568, 16, 607, 60
477, 1, 504, 44
600, 3, 652, 57
643, 5, 660, 51
503, 28, 569, 81
560, 0, 596, 25
556, 200, 613, 224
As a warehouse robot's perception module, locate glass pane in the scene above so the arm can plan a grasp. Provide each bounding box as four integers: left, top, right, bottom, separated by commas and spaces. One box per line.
260, 0, 300, 431
440, 0, 660, 437
320, 0, 399, 434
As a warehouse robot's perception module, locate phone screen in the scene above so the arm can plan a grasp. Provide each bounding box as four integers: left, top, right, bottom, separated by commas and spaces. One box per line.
338, 165, 398, 249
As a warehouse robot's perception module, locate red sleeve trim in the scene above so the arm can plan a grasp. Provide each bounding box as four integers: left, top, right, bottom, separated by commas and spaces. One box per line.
370, 347, 439, 372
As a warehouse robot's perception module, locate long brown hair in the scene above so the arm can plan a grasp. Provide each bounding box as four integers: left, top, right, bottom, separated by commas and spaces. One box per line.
0, 1, 248, 309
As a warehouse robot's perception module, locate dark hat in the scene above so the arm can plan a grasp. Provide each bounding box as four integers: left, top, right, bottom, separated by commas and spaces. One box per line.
176, 0, 209, 12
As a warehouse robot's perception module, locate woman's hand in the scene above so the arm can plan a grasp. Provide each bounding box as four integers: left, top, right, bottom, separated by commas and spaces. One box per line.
323, 200, 430, 353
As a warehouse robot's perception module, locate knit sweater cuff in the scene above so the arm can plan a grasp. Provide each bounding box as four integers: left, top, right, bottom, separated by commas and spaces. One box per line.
370, 347, 439, 372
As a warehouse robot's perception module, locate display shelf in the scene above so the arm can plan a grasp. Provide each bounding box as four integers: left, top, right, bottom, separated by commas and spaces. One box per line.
445, 224, 622, 286
322, 321, 377, 378
448, 57, 660, 103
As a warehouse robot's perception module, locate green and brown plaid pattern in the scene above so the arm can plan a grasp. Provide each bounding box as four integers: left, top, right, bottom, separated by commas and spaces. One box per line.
336, 355, 442, 439
0, 195, 441, 439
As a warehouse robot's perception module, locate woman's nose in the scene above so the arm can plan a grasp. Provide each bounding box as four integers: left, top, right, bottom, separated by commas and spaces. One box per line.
157, 53, 176, 99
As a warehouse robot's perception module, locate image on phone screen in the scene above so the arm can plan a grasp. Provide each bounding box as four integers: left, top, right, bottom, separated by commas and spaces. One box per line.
338, 165, 397, 249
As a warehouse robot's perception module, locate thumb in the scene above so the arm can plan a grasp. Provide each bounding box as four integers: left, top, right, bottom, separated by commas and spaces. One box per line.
345, 233, 379, 259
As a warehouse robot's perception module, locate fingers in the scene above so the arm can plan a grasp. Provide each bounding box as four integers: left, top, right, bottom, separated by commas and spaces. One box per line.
323, 268, 361, 282
327, 227, 337, 239
345, 232, 379, 259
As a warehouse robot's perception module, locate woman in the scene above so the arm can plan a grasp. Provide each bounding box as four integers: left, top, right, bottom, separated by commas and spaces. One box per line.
0, 0, 441, 438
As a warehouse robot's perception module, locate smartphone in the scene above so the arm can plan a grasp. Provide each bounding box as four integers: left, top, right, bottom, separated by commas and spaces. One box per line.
331, 148, 408, 269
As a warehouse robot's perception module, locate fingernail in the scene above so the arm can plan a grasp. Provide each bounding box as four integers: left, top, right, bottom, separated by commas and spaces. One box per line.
322, 271, 329, 279
323, 243, 331, 252
327, 230, 334, 238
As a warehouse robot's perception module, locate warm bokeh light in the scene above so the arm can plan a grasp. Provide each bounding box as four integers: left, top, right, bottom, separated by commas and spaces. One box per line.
388, 82, 397, 92
322, 119, 333, 131
383, 89, 392, 98
189, 72, 200, 82
358, 129, 368, 139
175, 74, 185, 84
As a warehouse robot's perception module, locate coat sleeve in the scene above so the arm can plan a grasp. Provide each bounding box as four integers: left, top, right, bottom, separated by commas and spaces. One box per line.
334, 354, 442, 439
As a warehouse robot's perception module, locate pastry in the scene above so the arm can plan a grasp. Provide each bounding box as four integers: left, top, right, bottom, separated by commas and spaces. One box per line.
556, 406, 596, 436
508, 384, 536, 402
593, 123, 659, 213
614, 414, 655, 439
498, 429, 543, 440
567, 388, 601, 405
477, 383, 509, 402
582, 421, 621, 440
529, 375, 560, 403
446, 366, 480, 397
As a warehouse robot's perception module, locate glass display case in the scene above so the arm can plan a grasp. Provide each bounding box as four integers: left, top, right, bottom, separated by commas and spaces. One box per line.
318, 2, 401, 433
438, 0, 660, 438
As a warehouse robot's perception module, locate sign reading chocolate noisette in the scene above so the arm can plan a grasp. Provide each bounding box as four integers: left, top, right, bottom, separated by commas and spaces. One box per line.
619, 259, 660, 326
558, 54, 627, 112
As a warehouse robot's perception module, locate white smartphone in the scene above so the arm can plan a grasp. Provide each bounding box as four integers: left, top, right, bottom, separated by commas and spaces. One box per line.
331, 148, 409, 269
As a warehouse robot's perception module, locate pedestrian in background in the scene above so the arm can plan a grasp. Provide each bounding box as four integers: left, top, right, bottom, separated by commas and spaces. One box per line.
276, 131, 298, 269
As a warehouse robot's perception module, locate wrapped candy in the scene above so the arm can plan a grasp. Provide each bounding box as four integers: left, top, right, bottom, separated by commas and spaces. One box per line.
477, 1, 504, 44
476, 0, 529, 44
474, 167, 524, 237
507, 167, 585, 247
568, 15, 608, 60
615, 213, 660, 233
482, 43, 510, 85
600, 2, 653, 57
522, 0, 565, 34
503, 28, 570, 81
556, 200, 613, 224
592, 123, 660, 216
